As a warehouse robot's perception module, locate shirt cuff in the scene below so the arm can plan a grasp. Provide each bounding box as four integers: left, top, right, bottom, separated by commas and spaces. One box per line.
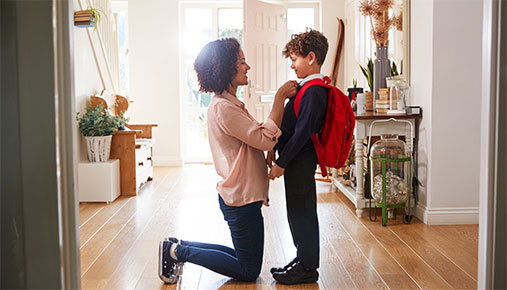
275, 159, 286, 169
262, 118, 282, 141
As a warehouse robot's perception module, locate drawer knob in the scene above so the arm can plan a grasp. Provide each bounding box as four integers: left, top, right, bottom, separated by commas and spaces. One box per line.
147, 157, 152, 161
138, 162, 144, 166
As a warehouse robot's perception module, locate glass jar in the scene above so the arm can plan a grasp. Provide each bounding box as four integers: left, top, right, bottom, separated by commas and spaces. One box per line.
388, 78, 409, 114
369, 134, 411, 205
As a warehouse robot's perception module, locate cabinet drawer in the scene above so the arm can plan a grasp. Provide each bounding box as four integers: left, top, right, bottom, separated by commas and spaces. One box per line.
135, 147, 152, 166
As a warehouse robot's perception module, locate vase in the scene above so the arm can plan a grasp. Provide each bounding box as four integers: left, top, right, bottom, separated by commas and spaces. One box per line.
85, 135, 112, 162
374, 46, 391, 111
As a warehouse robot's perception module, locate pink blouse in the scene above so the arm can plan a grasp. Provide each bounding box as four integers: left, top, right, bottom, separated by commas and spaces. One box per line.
207, 91, 281, 206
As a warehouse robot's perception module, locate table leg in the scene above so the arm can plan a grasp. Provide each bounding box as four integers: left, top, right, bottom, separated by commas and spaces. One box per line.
330, 169, 337, 192
355, 140, 364, 218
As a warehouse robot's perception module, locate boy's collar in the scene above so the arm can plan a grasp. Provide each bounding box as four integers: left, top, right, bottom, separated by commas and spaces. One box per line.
299, 73, 324, 86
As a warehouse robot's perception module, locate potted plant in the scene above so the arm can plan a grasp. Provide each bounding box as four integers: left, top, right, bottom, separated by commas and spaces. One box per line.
359, 58, 374, 111
74, 6, 104, 29
76, 103, 126, 162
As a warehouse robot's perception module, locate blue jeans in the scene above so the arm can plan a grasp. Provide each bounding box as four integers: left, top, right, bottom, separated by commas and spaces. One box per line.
176, 195, 264, 281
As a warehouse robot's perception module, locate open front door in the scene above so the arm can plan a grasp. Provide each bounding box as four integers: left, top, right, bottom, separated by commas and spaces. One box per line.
244, 0, 286, 122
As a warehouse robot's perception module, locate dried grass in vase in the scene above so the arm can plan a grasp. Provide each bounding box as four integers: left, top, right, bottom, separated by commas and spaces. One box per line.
359, 0, 400, 47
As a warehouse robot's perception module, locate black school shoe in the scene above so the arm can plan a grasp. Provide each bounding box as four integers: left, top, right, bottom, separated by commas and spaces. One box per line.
272, 261, 319, 285
158, 240, 184, 284
270, 257, 299, 274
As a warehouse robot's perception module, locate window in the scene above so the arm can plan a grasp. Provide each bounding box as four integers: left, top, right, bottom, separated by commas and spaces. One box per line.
112, 1, 129, 96
180, 3, 243, 163
286, 5, 319, 80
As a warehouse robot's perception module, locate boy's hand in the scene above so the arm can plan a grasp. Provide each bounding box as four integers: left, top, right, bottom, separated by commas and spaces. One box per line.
275, 80, 298, 100
266, 150, 275, 168
268, 164, 285, 180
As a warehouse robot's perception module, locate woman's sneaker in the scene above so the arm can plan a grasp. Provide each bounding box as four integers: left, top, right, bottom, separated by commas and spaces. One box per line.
158, 240, 184, 284
164, 237, 179, 243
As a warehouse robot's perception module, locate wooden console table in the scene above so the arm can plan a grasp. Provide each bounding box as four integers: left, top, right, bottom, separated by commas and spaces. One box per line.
331, 110, 422, 217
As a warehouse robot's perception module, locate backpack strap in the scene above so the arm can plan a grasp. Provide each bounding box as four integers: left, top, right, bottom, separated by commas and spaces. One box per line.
294, 76, 331, 117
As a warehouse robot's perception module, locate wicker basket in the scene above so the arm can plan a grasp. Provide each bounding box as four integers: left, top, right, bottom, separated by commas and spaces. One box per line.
85, 135, 112, 162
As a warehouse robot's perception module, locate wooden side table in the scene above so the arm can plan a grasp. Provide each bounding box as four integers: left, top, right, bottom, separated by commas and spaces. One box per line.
331, 110, 422, 217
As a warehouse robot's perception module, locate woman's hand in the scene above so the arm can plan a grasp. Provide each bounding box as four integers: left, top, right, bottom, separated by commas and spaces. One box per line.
268, 80, 298, 128
275, 80, 298, 101
266, 150, 275, 168
268, 164, 285, 180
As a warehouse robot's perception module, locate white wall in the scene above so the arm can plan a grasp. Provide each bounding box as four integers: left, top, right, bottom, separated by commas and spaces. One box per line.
128, 0, 182, 166
412, 0, 482, 224
321, 0, 346, 89
410, 0, 433, 221
73, 0, 107, 162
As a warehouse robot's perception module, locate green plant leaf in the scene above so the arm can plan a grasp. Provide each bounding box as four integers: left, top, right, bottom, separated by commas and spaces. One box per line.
359, 58, 374, 92
76, 102, 126, 136
86, 6, 107, 32
391, 61, 399, 76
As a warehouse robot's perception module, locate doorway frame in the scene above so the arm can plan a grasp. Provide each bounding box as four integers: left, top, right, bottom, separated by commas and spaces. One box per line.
479, 0, 505, 288
55, 0, 82, 288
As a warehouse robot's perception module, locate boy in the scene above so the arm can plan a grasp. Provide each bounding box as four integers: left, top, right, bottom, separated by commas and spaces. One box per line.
267, 28, 329, 285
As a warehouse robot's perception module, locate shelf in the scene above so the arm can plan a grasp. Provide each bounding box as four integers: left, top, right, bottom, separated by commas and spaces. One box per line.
332, 175, 416, 219
331, 176, 367, 210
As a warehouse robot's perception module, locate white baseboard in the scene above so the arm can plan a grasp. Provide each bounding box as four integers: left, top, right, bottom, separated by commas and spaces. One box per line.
415, 204, 479, 225
153, 155, 183, 167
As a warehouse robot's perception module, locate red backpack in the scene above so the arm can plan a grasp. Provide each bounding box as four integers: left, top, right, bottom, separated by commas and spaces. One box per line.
294, 76, 355, 177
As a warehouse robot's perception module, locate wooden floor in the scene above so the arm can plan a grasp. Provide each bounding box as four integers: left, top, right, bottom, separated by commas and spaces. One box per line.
79, 165, 478, 289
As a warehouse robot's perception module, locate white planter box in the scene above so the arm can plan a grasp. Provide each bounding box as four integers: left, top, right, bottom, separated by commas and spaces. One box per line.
85, 135, 112, 162
78, 159, 120, 203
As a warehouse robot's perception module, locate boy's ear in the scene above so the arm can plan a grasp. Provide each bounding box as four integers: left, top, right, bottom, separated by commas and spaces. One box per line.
307, 51, 317, 65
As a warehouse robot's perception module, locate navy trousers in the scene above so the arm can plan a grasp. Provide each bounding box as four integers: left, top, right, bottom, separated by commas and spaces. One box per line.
176, 195, 264, 281
283, 151, 320, 270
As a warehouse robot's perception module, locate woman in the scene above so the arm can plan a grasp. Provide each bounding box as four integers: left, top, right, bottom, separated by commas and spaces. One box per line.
158, 38, 297, 283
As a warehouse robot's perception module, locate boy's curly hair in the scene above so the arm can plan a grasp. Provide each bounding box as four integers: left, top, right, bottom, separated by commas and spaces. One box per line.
194, 38, 241, 94
282, 28, 329, 65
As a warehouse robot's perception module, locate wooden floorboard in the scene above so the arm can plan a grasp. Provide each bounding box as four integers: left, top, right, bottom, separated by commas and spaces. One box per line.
78, 203, 105, 227
390, 226, 477, 289
410, 224, 479, 280
79, 165, 478, 289
321, 193, 421, 290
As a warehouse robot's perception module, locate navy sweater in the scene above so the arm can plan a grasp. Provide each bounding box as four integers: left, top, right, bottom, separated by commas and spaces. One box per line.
275, 85, 328, 168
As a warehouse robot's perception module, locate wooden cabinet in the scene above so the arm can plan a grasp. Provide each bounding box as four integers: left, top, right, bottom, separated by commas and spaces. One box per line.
89, 94, 157, 196
110, 124, 157, 195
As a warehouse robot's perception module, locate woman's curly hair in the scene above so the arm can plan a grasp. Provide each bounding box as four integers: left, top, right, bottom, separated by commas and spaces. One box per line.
282, 28, 329, 65
194, 38, 241, 94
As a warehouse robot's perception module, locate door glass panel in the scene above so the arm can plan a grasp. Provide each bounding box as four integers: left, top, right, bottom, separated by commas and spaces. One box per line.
185, 111, 211, 160
219, 8, 245, 101
182, 6, 243, 162
287, 8, 314, 36
183, 8, 212, 56
219, 8, 244, 44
